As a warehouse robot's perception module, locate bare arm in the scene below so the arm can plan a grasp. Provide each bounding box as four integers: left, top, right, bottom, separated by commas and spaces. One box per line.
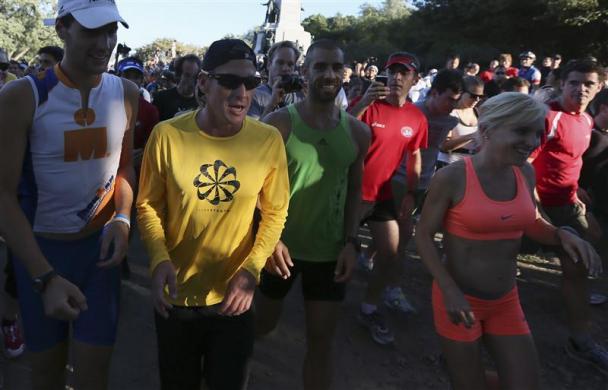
0, 79, 87, 320
439, 130, 476, 153
260, 107, 294, 278
262, 106, 292, 142
414, 167, 460, 293
346, 81, 388, 119
519, 163, 601, 275
343, 117, 371, 239
114, 79, 139, 216
405, 148, 421, 195
0, 80, 51, 278
97, 79, 139, 267
414, 165, 475, 326
333, 117, 371, 283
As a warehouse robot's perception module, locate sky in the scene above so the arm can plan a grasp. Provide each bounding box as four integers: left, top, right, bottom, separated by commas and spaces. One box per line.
116, 0, 384, 50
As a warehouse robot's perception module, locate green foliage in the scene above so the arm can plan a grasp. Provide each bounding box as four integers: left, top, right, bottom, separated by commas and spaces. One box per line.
303, 0, 607, 69
0, 0, 61, 61
134, 38, 206, 64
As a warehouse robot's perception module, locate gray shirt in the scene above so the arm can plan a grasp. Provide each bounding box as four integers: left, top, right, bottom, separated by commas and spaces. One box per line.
247, 83, 305, 119
394, 100, 458, 190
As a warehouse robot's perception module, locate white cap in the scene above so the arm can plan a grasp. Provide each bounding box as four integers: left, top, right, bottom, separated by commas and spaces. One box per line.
57, 0, 129, 29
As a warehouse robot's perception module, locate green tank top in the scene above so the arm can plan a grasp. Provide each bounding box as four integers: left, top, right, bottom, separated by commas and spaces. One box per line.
281, 104, 358, 262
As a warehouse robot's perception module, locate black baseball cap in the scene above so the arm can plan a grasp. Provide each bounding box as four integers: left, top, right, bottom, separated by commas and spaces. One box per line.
202, 39, 256, 72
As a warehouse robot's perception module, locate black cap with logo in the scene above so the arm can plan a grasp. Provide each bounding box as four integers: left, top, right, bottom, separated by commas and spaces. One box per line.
202, 39, 256, 72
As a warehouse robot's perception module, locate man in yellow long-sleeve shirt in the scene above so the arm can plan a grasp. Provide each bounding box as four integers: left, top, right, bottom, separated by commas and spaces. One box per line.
136, 39, 290, 390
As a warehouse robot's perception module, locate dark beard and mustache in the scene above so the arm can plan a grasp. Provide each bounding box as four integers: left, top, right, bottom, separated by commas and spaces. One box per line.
309, 80, 342, 103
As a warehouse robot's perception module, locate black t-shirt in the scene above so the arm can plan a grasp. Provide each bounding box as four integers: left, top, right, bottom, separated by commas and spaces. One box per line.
153, 87, 198, 121
581, 128, 608, 215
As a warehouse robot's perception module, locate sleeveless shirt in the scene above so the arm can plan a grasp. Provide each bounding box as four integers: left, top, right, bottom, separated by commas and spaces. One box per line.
281, 105, 357, 262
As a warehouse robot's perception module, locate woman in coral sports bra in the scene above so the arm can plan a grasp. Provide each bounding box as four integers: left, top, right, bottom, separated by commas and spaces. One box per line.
415, 92, 602, 390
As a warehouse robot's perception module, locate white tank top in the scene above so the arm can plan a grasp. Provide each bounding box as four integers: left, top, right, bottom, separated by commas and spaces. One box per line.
23, 65, 127, 233
437, 110, 479, 164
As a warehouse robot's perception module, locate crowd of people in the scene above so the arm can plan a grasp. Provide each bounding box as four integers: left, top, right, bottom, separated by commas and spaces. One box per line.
0, 0, 607, 389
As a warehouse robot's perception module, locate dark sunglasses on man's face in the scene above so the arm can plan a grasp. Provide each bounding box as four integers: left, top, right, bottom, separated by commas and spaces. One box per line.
208, 73, 261, 90
0, 63, 8, 72
466, 91, 484, 99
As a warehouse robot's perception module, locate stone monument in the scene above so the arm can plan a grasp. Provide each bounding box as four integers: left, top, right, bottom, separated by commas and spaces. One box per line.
254, 0, 312, 57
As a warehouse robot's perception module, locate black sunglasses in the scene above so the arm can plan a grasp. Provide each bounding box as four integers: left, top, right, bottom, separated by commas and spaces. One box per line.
208, 73, 261, 90
466, 90, 484, 99
0, 63, 8, 71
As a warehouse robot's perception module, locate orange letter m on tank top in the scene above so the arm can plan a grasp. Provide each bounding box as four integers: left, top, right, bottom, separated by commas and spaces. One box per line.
63, 127, 109, 162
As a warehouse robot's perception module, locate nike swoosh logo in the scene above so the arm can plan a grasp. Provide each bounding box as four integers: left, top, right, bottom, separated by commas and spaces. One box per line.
501, 215, 513, 221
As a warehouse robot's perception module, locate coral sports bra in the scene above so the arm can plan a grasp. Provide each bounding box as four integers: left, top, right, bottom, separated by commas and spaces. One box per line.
444, 158, 537, 240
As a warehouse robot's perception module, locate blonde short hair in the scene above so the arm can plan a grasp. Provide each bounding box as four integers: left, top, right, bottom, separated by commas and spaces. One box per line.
478, 92, 547, 134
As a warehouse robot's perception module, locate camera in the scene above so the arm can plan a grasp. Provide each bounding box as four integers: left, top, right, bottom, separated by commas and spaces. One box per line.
278, 74, 305, 93
117, 43, 131, 57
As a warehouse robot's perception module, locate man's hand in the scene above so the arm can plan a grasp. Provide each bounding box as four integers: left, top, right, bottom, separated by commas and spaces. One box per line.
268, 78, 286, 110
42, 276, 88, 321
219, 269, 256, 316
264, 240, 293, 279
361, 81, 390, 106
577, 188, 592, 206
334, 244, 357, 283
97, 221, 129, 268
152, 260, 177, 319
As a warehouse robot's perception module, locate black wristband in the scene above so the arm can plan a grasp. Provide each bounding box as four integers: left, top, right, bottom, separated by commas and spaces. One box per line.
32, 270, 57, 294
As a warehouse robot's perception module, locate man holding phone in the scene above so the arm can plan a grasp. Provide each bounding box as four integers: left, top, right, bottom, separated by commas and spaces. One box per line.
348, 52, 428, 344
376, 74, 389, 86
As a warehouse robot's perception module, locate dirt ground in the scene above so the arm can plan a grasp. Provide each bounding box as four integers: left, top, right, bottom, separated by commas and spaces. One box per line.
1, 226, 607, 390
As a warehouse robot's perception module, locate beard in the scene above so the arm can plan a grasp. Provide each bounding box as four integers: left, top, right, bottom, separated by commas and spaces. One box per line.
309, 81, 341, 103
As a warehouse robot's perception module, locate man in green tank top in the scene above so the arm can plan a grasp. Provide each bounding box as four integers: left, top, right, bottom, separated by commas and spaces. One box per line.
255, 39, 370, 390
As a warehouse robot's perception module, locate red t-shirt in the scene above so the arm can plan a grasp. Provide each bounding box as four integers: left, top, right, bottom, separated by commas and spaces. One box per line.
479, 70, 494, 83
531, 101, 593, 207
134, 96, 160, 149
352, 98, 428, 201
506, 67, 519, 78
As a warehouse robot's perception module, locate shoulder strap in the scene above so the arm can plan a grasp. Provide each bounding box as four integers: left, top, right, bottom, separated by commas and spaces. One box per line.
286, 104, 301, 127
25, 68, 59, 107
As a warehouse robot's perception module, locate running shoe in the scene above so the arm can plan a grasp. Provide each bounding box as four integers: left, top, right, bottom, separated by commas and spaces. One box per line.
383, 287, 417, 314
565, 338, 608, 375
2, 319, 25, 358
357, 309, 395, 345
589, 292, 608, 306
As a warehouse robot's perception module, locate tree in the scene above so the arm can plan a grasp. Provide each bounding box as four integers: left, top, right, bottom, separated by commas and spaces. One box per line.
382, 0, 411, 19
303, 0, 607, 70
134, 38, 206, 64
0, 0, 62, 61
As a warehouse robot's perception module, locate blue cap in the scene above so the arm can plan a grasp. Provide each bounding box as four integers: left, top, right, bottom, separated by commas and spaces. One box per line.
118, 58, 144, 74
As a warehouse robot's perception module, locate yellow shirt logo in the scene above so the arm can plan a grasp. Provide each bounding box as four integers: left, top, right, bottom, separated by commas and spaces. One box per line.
194, 160, 241, 205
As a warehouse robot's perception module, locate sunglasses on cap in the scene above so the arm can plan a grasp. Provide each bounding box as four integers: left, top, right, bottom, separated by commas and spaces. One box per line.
207, 73, 261, 90
0, 63, 8, 71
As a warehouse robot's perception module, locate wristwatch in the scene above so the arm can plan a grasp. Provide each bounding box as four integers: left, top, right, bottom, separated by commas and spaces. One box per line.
346, 236, 362, 252
32, 270, 57, 294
